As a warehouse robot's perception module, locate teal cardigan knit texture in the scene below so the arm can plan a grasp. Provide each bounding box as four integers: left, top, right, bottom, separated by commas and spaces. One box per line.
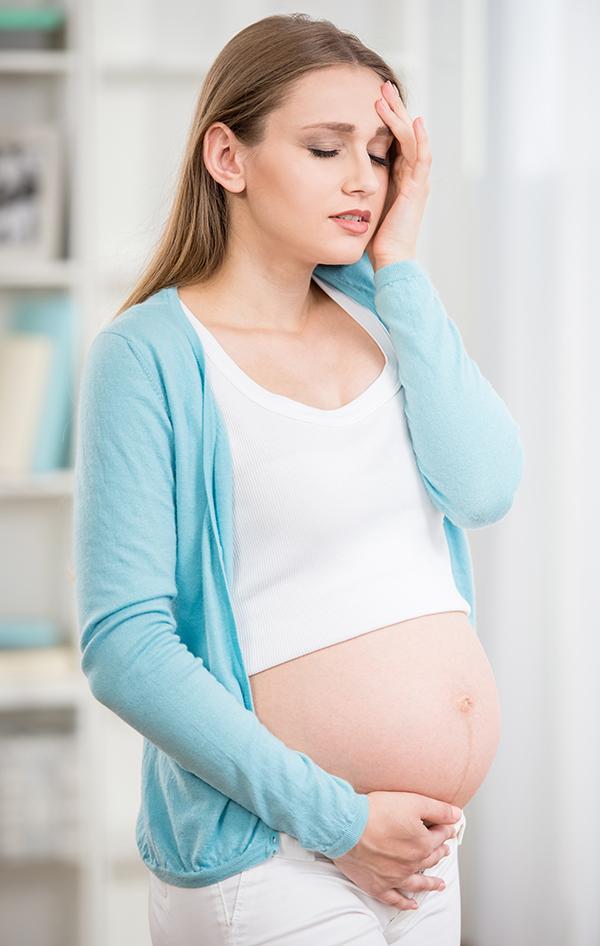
74, 255, 523, 887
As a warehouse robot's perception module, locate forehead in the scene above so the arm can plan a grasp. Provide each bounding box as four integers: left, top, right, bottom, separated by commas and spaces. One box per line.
267, 65, 391, 133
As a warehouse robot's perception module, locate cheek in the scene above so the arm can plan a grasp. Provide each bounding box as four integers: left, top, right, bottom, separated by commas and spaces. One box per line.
250, 164, 328, 228
373, 176, 390, 219
248, 161, 307, 214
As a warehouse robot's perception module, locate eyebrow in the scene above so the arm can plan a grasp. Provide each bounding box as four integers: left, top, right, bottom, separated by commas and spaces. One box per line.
302, 122, 392, 137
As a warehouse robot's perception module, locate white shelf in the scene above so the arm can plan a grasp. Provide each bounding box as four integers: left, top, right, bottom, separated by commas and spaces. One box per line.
0, 50, 75, 75
0, 653, 85, 710
0, 679, 85, 711
0, 259, 78, 288
0, 469, 74, 499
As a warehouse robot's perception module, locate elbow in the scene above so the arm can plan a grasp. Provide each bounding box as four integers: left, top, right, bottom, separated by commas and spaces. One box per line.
81, 645, 121, 712
80, 628, 136, 719
451, 449, 524, 529
457, 489, 519, 529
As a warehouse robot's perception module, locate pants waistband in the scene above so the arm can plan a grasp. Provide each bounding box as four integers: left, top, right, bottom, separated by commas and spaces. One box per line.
276, 813, 466, 862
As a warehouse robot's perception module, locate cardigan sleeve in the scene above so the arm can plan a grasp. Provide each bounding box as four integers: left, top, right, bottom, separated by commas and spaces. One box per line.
74, 329, 368, 861
314, 255, 523, 529
373, 261, 523, 529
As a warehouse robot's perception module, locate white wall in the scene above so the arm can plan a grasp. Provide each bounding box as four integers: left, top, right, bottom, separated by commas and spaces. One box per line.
468, 1, 600, 944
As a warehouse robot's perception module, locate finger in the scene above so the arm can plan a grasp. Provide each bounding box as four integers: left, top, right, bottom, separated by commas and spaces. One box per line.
376, 99, 417, 169
376, 86, 417, 168
397, 871, 446, 895
420, 828, 455, 861
415, 843, 451, 872
378, 85, 434, 187
379, 890, 419, 911
381, 81, 415, 133
412, 117, 433, 184
419, 798, 463, 827
424, 822, 457, 850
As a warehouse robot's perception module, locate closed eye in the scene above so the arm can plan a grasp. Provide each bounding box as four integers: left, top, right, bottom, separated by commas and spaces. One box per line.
309, 148, 390, 168
369, 154, 390, 168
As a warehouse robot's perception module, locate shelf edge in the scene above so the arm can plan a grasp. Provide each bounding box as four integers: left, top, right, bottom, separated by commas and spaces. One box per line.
0, 469, 75, 498
0, 50, 75, 74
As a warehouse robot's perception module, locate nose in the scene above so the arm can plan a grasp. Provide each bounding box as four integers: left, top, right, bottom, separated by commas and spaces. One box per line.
342, 151, 380, 198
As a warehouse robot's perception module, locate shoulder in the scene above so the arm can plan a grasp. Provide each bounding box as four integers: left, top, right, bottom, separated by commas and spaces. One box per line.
87, 287, 203, 378
102, 286, 193, 352
81, 286, 207, 413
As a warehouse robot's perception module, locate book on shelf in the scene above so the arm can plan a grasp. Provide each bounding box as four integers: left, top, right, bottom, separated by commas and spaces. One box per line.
0, 707, 78, 860
0, 293, 75, 475
0, 8, 66, 52
0, 333, 53, 472
0, 645, 77, 682
0, 619, 62, 649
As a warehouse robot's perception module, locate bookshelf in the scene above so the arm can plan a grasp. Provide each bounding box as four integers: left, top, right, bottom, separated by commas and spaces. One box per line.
0, 0, 185, 940
0, 4, 98, 946
3, 5, 413, 946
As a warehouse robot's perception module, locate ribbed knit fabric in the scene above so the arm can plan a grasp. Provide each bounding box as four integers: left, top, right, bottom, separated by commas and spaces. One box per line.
181, 281, 469, 675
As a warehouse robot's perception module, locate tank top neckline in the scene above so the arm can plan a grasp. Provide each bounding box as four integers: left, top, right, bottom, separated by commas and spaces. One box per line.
179, 276, 401, 425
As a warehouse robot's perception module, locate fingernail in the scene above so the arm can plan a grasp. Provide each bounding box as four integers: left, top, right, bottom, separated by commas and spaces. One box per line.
379, 97, 392, 110
392, 82, 400, 95
452, 807, 462, 820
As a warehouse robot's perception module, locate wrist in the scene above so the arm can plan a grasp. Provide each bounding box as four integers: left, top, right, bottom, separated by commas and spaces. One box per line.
373, 253, 417, 272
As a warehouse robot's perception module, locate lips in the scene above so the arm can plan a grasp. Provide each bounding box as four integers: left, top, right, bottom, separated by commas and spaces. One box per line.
330, 209, 371, 223
329, 209, 371, 234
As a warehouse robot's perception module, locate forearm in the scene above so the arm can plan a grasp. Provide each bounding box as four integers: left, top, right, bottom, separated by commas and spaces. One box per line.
75, 328, 368, 859
80, 602, 368, 858
374, 261, 523, 528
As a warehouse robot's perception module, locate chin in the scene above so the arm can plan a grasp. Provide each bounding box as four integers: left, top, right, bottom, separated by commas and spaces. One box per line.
315, 242, 368, 268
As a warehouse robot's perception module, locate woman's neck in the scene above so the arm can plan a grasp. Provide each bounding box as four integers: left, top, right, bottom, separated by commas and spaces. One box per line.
180, 249, 319, 334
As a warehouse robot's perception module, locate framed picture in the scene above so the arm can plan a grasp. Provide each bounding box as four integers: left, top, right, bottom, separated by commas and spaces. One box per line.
0, 126, 62, 260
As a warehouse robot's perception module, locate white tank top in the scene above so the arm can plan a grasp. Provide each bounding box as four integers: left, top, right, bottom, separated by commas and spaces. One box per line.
181, 278, 469, 675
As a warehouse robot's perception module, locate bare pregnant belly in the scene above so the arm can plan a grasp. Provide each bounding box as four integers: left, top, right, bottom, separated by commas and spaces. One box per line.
250, 612, 501, 810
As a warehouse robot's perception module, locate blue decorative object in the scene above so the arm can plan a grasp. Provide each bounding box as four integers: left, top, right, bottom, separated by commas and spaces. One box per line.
11, 294, 76, 472
0, 620, 62, 649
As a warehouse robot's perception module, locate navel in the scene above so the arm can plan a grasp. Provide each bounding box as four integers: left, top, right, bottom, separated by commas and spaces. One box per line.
456, 692, 474, 713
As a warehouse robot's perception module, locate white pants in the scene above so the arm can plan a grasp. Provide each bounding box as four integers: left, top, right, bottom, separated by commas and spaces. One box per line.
148, 816, 465, 946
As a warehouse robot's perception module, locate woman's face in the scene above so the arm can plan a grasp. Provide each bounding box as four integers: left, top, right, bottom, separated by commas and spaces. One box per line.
235, 65, 394, 269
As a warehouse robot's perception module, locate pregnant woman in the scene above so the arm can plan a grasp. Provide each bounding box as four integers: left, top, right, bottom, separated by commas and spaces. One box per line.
75, 14, 522, 946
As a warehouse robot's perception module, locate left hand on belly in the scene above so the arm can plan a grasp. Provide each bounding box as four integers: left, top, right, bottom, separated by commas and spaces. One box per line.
332, 790, 463, 910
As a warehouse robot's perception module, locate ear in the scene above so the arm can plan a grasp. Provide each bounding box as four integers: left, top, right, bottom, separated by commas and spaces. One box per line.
203, 122, 247, 194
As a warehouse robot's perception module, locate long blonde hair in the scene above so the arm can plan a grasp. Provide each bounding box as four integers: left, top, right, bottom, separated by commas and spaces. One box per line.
118, 14, 403, 314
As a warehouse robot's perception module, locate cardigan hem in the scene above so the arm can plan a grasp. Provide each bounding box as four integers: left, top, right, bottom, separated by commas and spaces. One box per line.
143, 838, 278, 888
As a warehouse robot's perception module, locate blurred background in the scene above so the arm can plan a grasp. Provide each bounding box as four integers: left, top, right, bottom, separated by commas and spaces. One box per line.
0, 0, 598, 944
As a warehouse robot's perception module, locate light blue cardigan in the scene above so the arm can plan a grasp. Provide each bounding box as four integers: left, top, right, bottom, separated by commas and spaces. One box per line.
74, 255, 523, 888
